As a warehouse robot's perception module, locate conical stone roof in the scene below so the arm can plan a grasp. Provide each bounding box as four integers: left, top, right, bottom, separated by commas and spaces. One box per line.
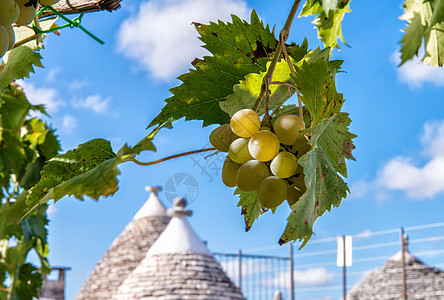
114, 197, 245, 300
75, 186, 171, 300
349, 249, 444, 300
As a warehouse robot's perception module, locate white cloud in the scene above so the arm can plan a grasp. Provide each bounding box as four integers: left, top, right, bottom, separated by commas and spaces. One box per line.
62, 114, 78, 133
377, 120, 444, 199
72, 94, 110, 114
392, 50, 444, 88
116, 0, 250, 81
271, 268, 334, 288
18, 81, 64, 114
47, 203, 57, 217
46, 68, 61, 82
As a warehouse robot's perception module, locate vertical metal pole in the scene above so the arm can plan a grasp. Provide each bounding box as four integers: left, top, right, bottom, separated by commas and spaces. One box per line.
343, 236, 347, 300
238, 250, 242, 292
400, 228, 408, 300
290, 243, 294, 300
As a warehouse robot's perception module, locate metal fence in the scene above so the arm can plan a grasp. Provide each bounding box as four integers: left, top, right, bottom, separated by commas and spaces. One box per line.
214, 247, 294, 300
213, 222, 444, 300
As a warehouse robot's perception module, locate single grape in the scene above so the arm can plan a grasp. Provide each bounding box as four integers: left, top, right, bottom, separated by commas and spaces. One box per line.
40, 0, 60, 5
258, 176, 287, 209
228, 138, 253, 164
209, 124, 238, 152
270, 151, 298, 178
248, 130, 280, 162
274, 114, 303, 145
221, 156, 242, 187
0, 26, 9, 59
230, 109, 261, 138
14, 0, 37, 26
286, 183, 305, 206
4, 24, 15, 50
292, 135, 311, 159
0, 0, 20, 25
236, 160, 269, 192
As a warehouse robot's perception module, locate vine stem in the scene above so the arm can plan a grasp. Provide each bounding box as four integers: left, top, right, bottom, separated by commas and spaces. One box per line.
131, 147, 217, 166
252, 0, 302, 112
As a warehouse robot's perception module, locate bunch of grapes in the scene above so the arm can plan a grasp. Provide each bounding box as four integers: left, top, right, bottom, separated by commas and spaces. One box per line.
0, 0, 60, 58
210, 108, 311, 209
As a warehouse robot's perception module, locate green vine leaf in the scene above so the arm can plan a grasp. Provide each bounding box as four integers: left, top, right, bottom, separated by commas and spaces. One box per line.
292, 54, 344, 127
299, 0, 351, 50
279, 147, 349, 248
25, 139, 119, 214
0, 48, 43, 89
308, 112, 356, 177
236, 188, 263, 231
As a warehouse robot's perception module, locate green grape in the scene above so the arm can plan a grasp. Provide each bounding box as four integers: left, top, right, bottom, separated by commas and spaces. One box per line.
230, 109, 261, 138
15, 0, 37, 26
221, 156, 241, 187
209, 124, 238, 152
248, 130, 280, 162
40, 0, 60, 5
4, 24, 15, 50
292, 135, 311, 159
236, 160, 269, 192
270, 151, 298, 178
0, 0, 20, 25
286, 183, 305, 206
228, 138, 253, 164
258, 176, 287, 209
274, 114, 303, 145
0, 26, 9, 59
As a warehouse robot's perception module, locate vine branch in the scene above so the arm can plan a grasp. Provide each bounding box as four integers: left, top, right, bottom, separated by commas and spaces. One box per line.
131, 147, 217, 166
252, 0, 302, 112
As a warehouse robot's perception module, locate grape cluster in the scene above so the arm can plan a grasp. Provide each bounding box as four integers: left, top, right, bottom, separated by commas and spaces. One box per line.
0, 0, 60, 58
210, 108, 310, 209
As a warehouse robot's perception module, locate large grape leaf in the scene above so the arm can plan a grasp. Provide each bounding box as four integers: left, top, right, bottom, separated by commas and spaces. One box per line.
279, 147, 349, 248
25, 138, 119, 212
400, 0, 444, 66
220, 59, 297, 116
292, 56, 344, 127
308, 113, 356, 177
236, 188, 263, 231
149, 11, 310, 128
23, 122, 170, 218
299, 0, 351, 50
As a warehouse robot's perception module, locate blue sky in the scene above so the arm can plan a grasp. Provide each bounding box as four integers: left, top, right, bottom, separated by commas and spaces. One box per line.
19, 0, 444, 299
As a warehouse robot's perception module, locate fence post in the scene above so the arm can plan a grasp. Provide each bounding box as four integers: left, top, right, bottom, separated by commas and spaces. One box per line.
343, 236, 347, 300
400, 228, 408, 300
238, 249, 242, 292
290, 243, 294, 300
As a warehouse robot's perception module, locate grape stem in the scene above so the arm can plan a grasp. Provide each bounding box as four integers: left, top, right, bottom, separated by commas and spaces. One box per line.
252, 0, 302, 112
131, 147, 217, 166
280, 36, 305, 130
12, 16, 43, 50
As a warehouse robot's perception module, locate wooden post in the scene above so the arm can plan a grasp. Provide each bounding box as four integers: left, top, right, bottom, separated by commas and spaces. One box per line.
290, 243, 294, 300
342, 236, 347, 300
238, 250, 242, 292
39, 0, 122, 17
400, 228, 408, 300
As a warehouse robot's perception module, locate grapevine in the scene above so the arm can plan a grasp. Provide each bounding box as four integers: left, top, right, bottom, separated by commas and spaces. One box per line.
1, 0, 444, 298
